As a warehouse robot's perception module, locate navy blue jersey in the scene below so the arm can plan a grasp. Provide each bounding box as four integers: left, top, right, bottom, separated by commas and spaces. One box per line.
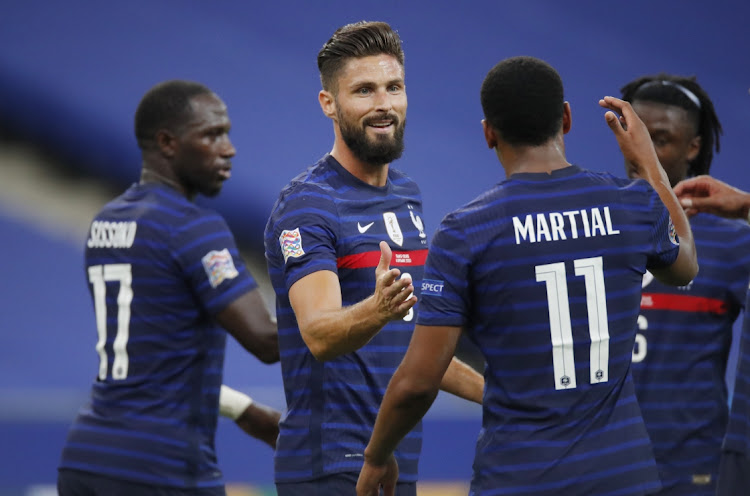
264, 155, 427, 483
59, 183, 257, 489
632, 214, 750, 494
724, 287, 750, 456
417, 166, 679, 496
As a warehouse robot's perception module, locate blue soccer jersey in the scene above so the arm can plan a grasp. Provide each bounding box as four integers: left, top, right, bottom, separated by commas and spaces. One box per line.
724, 287, 750, 456
417, 166, 679, 496
264, 154, 427, 483
632, 214, 750, 495
58, 183, 257, 489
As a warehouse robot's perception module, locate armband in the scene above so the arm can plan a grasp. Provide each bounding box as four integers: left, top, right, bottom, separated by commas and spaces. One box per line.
219, 385, 253, 420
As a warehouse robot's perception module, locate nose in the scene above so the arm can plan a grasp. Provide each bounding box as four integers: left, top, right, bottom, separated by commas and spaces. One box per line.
373, 88, 393, 113
222, 137, 236, 158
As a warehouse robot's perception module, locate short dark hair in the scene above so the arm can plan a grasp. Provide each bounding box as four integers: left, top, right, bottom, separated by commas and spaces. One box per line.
620, 73, 722, 177
317, 21, 404, 93
480, 56, 564, 146
134, 80, 212, 149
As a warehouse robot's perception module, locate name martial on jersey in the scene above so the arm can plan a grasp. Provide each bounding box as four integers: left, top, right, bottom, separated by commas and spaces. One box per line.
513, 206, 620, 245
87, 220, 137, 248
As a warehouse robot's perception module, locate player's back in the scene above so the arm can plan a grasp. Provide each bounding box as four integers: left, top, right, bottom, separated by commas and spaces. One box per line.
59, 183, 246, 488
429, 166, 678, 495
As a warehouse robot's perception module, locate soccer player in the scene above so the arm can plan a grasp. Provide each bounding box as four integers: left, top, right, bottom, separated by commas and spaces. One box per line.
619, 74, 750, 495
356, 56, 698, 496
264, 21, 484, 496
57, 80, 281, 496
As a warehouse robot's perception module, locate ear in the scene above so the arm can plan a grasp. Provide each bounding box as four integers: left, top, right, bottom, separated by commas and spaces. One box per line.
482, 119, 497, 149
156, 129, 177, 158
562, 102, 572, 135
319, 90, 337, 120
686, 134, 702, 162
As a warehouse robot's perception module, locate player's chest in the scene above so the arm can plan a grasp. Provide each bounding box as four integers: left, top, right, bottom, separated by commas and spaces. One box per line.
337, 199, 428, 252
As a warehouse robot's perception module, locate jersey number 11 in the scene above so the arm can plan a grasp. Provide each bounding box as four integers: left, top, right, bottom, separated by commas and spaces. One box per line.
536, 256, 610, 390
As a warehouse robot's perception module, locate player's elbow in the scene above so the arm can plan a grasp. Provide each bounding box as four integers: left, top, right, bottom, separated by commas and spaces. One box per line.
306, 339, 338, 362
652, 253, 698, 287
256, 330, 280, 364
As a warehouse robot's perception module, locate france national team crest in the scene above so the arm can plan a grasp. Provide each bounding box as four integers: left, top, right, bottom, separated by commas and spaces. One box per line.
408, 204, 427, 239
383, 212, 403, 246
201, 248, 239, 288
279, 228, 305, 263
668, 217, 679, 245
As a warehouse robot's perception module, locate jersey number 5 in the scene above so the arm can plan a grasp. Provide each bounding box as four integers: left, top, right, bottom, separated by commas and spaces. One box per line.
87, 264, 133, 380
536, 256, 610, 390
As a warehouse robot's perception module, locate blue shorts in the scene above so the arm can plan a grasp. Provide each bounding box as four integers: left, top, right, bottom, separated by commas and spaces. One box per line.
716, 451, 750, 496
276, 472, 416, 496
57, 469, 227, 496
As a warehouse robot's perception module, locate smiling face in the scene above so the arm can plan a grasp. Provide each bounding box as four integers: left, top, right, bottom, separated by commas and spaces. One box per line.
173, 92, 236, 198
625, 100, 701, 187
329, 54, 407, 167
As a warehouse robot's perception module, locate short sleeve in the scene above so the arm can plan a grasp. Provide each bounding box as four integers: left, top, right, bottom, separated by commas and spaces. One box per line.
265, 183, 339, 291
172, 211, 257, 315
416, 212, 471, 328
645, 188, 680, 271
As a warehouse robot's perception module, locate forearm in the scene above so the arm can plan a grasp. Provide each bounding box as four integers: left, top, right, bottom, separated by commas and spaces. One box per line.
364, 371, 439, 465
644, 168, 698, 284
301, 295, 389, 361
440, 356, 483, 404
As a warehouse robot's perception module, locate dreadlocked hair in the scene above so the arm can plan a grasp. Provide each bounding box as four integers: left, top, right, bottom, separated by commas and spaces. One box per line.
620, 73, 722, 177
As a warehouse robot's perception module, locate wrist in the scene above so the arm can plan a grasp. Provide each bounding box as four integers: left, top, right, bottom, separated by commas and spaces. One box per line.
219, 385, 253, 420
363, 445, 389, 466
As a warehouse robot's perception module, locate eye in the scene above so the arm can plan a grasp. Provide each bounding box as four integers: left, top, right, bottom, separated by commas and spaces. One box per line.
357, 87, 372, 95
388, 84, 402, 92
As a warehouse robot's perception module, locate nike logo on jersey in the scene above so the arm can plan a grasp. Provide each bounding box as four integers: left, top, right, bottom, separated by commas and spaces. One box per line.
358, 222, 375, 233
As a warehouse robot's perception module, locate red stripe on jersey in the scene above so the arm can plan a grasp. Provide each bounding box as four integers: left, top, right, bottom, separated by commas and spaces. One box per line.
640, 292, 729, 315
337, 249, 428, 269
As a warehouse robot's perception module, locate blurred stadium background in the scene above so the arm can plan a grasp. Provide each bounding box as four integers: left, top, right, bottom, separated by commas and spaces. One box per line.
1, 1, 748, 494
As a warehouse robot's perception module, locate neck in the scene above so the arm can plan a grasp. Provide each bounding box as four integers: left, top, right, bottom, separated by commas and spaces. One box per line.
497, 135, 570, 177
330, 135, 389, 188
140, 166, 190, 199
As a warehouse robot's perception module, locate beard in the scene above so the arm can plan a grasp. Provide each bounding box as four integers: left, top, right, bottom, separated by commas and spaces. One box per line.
338, 109, 406, 167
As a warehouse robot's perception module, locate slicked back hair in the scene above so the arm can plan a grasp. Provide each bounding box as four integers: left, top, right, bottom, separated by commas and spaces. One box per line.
481, 56, 564, 146
134, 80, 212, 150
621, 73, 722, 177
317, 21, 404, 94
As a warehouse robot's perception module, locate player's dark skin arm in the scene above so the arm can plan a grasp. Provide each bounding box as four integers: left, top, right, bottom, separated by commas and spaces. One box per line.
357, 324, 463, 496
216, 289, 279, 363
234, 401, 282, 449
599, 96, 698, 286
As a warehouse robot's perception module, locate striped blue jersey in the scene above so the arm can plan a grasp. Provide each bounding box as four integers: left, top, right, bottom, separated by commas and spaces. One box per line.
58, 183, 257, 488
724, 287, 750, 456
632, 214, 750, 495
264, 154, 427, 483
417, 166, 679, 496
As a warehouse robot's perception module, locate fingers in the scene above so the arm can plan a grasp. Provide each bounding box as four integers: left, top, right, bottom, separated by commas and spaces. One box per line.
603, 110, 623, 136
377, 241, 392, 273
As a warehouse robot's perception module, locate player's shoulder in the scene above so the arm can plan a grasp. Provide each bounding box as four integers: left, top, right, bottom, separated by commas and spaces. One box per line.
100, 183, 218, 221
388, 166, 421, 192
692, 212, 750, 240
276, 157, 338, 200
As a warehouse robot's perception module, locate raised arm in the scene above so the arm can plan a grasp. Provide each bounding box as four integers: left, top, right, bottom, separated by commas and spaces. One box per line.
599, 96, 698, 286
289, 241, 417, 362
674, 175, 750, 220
